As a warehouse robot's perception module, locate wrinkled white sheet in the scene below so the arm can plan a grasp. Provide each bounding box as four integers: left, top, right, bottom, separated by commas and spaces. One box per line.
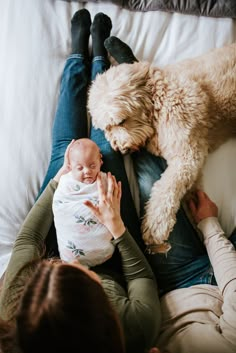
0, 0, 235, 278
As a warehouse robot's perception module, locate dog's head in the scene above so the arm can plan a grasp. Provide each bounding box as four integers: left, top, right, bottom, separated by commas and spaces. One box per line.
88, 62, 155, 154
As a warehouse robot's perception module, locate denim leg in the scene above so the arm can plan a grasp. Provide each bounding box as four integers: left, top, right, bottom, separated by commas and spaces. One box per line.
91, 55, 109, 81
132, 149, 216, 294
38, 54, 90, 196
89, 57, 143, 250
37, 54, 90, 257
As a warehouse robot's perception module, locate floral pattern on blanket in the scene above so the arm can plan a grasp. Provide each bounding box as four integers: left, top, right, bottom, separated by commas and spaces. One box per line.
66, 240, 85, 257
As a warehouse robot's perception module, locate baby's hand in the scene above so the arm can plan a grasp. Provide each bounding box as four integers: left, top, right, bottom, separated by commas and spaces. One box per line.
53, 139, 75, 182
189, 190, 218, 224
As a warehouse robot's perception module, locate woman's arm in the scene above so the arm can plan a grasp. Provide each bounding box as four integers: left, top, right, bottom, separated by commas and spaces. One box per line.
0, 141, 74, 321
112, 229, 161, 352
85, 173, 161, 352
0, 180, 57, 320
190, 190, 236, 347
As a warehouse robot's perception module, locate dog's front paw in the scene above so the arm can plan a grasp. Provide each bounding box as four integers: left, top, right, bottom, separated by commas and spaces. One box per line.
141, 219, 172, 254
141, 204, 176, 253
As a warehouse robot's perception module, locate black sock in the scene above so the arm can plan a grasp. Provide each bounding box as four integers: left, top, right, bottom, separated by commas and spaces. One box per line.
90, 13, 112, 58
71, 9, 91, 56
104, 36, 138, 64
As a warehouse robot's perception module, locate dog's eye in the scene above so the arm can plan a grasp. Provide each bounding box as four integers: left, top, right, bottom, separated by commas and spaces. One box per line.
118, 120, 124, 126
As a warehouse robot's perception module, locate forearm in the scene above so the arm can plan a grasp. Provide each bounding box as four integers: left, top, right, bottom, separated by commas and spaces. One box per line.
198, 217, 236, 296
113, 229, 155, 281
112, 230, 161, 350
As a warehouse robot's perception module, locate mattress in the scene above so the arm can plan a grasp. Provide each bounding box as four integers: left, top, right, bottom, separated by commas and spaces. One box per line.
0, 0, 235, 279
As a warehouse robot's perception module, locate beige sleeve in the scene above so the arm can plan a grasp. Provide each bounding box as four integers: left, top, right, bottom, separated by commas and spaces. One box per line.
198, 217, 236, 296
198, 217, 236, 346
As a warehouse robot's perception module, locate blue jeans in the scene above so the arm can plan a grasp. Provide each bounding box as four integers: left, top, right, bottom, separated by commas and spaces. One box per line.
132, 149, 236, 295
37, 54, 142, 263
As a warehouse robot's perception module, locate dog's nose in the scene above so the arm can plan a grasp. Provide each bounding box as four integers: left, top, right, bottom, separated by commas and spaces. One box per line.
129, 146, 139, 153
120, 147, 130, 154
125, 146, 139, 154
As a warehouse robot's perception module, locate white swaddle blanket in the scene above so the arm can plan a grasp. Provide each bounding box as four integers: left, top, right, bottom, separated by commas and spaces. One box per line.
52, 171, 115, 267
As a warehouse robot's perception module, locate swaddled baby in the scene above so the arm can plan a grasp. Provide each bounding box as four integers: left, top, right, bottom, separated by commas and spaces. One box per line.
52, 138, 115, 267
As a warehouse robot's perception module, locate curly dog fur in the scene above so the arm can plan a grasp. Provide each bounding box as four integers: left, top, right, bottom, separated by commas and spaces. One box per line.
88, 43, 236, 250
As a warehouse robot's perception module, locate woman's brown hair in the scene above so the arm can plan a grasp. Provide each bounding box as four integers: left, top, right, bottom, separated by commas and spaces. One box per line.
14, 260, 125, 353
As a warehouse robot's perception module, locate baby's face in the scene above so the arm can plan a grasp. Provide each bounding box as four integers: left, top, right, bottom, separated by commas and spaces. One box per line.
70, 141, 102, 184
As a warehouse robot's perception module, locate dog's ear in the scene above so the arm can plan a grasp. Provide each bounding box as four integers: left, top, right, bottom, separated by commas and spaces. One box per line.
87, 62, 152, 130
89, 103, 125, 131
123, 62, 151, 87
87, 65, 130, 130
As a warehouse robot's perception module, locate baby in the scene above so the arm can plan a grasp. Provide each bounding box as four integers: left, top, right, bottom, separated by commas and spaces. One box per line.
52, 138, 115, 267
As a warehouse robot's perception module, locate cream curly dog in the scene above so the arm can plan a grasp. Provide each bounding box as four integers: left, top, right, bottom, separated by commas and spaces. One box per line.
88, 43, 236, 250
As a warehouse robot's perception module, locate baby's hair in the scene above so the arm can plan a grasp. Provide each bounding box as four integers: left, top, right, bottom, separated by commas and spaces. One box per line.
69, 138, 101, 161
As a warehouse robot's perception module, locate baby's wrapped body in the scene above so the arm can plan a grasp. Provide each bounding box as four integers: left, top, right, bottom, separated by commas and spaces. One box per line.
53, 171, 114, 267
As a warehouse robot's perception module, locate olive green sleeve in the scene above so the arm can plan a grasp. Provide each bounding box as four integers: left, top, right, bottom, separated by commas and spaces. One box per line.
113, 229, 155, 281
107, 231, 161, 353
0, 180, 57, 321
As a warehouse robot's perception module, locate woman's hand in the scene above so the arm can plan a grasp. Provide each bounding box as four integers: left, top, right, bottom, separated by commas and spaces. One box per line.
189, 190, 218, 224
53, 139, 75, 182
84, 172, 125, 239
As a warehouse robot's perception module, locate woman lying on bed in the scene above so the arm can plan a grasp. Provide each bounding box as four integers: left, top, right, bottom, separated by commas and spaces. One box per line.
0, 8, 236, 353
0, 10, 160, 353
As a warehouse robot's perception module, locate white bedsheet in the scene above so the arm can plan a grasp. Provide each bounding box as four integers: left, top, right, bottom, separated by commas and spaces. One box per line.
0, 0, 235, 278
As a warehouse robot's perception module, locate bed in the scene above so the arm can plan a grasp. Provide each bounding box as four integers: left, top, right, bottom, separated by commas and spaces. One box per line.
0, 0, 236, 280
